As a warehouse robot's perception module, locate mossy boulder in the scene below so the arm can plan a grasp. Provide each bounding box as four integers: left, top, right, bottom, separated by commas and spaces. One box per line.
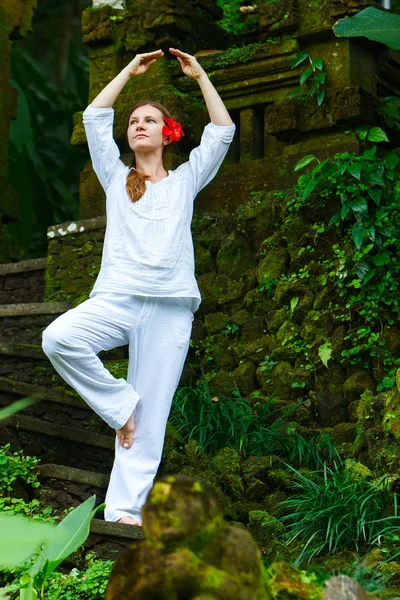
343, 371, 376, 404
383, 388, 400, 444
233, 360, 257, 396
242, 455, 280, 484
267, 561, 323, 600
105, 475, 271, 600
203, 312, 231, 334
216, 232, 254, 279
344, 458, 373, 482
257, 248, 290, 284
195, 245, 214, 273
265, 308, 288, 334
211, 447, 244, 499
247, 511, 287, 562
313, 367, 347, 427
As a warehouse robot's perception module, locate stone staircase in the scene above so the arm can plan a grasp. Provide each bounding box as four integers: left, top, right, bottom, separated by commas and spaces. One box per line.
0, 259, 144, 565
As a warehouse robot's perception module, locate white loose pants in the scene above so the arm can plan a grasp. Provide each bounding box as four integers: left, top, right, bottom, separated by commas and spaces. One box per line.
41, 292, 194, 524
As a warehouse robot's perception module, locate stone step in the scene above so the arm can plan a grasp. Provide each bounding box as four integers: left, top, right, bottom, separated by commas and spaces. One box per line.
0, 376, 121, 437
0, 258, 47, 305
1, 413, 114, 473
0, 301, 72, 347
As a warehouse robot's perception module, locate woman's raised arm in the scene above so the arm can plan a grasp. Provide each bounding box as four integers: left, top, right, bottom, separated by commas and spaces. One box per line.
169, 47, 234, 127
89, 50, 165, 108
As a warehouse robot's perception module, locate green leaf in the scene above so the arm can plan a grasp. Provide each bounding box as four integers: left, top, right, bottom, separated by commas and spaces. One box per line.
384, 153, 400, 170
291, 53, 309, 68
362, 146, 377, 160
302, 177, 320, 201
294, 155, 318, 171
317, 90, 325, 106
300, 69, 313, 85
288, 87, 304, 98
0, 514, 56, 568
341, 203, 350, 219
29, 496, 103, 579
333, 6, 400, 51
367, 127, 389, 142
346, 163, 362, 180
290, 297, 299, 313
352, 222, 365, 249
366, 173, 386, 187
328, 212, 341, 227
355, 125, 369, 141
312, 58, 324, 71
368, 189, 381, 206
348, 197, 368, 216
0, 396, 40, 421
372, 252, 390, 266
356, 262, 369, 279
318, 342, 332, 368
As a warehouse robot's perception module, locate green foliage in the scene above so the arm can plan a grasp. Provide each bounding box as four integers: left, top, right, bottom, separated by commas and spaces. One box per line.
0, 498, 57, 523
278, 461, 400, 565
8, 41, 87, 258
42, 554, 113, 600
0, 496, 104, 600
0, 444, 41, 494
333, 6, 400, 51
215, 0, 259, 35
201, 41, 266, 69
256, 273, 278, 295
289, 52, 326, 106
285, 126, 400, 385
170, 374, 336, 468
378, 96, 400, 130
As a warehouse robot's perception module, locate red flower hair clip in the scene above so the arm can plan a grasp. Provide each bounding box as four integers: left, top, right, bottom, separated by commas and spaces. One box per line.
162, 117, 185, 142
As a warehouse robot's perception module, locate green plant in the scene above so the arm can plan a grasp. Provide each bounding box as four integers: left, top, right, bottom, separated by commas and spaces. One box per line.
170, 373, 336, 468
333, 6, 400, 51
256, 273, 278, 295
0, 495, 104, 600
278, 462, 400, 565
0, 443, 41, 493
288, 52, 326, 106
42, 553, 113, 600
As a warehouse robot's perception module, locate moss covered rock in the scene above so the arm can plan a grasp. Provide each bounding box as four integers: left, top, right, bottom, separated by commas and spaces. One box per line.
105, 475, 271, 600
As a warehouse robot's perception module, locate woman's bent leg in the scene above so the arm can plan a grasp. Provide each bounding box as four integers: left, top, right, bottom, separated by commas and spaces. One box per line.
41, 293, 141, 430
104, 296, 193, 524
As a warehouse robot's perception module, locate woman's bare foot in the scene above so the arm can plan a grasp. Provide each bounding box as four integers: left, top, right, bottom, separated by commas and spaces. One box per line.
118, 516, 142, 526
115, 412, 135, 449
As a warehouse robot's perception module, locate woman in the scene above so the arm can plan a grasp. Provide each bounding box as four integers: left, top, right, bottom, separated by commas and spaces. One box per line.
42, 48, 236, 526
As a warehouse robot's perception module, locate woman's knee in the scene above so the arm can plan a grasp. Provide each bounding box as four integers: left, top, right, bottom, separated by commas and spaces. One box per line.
42, 322, 66, 356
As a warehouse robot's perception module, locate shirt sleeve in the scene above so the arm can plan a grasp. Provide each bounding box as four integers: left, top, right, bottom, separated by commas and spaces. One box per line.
186, 121, 236, 197
82, 105, 124, 192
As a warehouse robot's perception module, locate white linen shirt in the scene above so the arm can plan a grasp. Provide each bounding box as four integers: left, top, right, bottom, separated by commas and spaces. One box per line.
82, 105, 236, 313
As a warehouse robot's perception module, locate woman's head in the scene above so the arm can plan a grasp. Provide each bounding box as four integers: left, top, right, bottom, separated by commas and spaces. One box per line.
125, 99, 175, 203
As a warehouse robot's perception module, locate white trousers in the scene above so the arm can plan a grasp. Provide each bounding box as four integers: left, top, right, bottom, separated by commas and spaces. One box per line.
41, 292, 194, 524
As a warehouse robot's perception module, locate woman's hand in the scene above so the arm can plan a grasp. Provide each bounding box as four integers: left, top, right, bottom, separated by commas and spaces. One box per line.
125, 50, 164, 76
169, 48, 206, 80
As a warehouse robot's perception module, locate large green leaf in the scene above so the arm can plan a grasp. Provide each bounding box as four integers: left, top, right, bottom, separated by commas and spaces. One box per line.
333, 7, 400, 50
29, 496, 104, 579
0, 396, 40, 420
0, 514, 56, 569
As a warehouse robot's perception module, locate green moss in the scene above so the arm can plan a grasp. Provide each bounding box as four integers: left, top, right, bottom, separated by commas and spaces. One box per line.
344, 459, 373, 483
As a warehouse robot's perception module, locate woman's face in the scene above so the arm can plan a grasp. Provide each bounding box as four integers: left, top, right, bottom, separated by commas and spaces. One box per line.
127, 105, 168, 153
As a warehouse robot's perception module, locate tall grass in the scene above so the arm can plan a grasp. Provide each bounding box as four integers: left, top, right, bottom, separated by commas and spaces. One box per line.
169, 375, 336, 466
277, 461, 400, 565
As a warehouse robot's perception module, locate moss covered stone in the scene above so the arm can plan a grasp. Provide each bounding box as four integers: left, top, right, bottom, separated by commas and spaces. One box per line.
106, 475, 271, 599
211, 447, 244, 499
344, 458, 373, 482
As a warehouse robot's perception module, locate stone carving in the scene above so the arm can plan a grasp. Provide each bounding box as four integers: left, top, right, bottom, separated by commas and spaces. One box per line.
330, 0, 376, 20
105, 475, 270, 600
259, 0, 299, 33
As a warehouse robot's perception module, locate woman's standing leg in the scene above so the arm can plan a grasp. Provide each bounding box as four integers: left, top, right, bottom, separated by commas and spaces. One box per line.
104, 296, 193, 524
41, 293, 141, 430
